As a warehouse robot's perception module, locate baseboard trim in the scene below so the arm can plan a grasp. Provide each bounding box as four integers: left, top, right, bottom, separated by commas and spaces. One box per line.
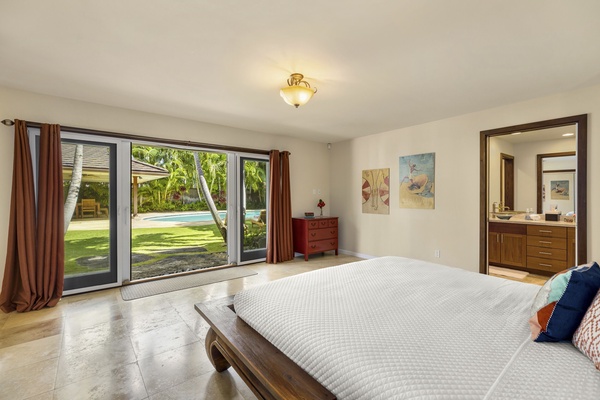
338, 249, 376, 260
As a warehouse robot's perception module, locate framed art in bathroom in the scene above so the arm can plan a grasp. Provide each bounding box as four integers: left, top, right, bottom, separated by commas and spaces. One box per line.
543, 171, 575, 214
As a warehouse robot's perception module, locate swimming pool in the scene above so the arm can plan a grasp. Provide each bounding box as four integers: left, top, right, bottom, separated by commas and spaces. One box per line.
144, 210, 261, 223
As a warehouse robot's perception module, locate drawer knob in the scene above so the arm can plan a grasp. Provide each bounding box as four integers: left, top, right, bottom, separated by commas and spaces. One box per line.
539, 263, 552, 267
539, 241, 551, 244
539, 230, 552, 233
310, 245, 316, 249
539, 251, 552, 255
310, 233, 316, 237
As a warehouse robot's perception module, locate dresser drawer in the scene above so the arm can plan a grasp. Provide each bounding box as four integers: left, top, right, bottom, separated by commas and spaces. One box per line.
526, 235, 567, 249
308, 227, 338, 241
526, 225, 566, 238
318, 219, 331, 228
307, 220, 320, 229
527, 246, 566, 261
527, 256, 567, 273
307, 239, 338, 253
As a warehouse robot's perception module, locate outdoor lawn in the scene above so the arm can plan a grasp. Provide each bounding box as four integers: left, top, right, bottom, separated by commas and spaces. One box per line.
64, 225, 227, 279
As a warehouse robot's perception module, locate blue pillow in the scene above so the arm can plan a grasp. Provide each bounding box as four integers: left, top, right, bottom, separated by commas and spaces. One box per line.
529, 261, 600, 342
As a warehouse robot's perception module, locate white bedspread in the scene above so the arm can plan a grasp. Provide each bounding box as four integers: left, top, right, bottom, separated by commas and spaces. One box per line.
234, 256, 600, 399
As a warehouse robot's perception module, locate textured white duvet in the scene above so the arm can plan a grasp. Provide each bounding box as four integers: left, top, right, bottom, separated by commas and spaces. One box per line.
234, 256, 600, 399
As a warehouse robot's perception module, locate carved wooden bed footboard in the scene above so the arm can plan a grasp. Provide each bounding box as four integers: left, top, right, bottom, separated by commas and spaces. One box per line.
195, 296, 336, 400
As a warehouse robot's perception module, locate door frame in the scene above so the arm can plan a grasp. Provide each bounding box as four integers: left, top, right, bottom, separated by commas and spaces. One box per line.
479, 114, 587, 275
235, 154, 269, 264
30, 129, 132, 295
499, 153, 514, 211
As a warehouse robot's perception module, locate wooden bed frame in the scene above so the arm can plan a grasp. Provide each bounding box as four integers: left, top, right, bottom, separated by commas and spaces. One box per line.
195, 296, 336, 400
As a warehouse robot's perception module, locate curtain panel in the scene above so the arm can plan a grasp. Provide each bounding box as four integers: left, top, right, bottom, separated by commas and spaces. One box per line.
266, 150, 294, 263
0, 121, 64, 313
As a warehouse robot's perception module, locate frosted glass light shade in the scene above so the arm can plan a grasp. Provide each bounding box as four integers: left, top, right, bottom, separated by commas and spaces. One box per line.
280, 85, 315, 108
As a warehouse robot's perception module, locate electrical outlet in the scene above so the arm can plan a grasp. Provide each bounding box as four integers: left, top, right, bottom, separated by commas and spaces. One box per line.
434, 249, 440, 258
317, 189, 321, 195
313, 189, 317, 195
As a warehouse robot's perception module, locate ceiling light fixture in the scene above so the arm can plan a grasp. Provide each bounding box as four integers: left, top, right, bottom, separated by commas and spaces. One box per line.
280, 73, 317, 108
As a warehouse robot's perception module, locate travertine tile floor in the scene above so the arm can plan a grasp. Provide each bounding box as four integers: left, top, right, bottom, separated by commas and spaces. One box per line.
0, 254, 361, 400
0, 254, 545, 399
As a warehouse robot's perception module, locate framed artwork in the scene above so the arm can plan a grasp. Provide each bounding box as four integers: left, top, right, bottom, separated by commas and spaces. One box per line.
542, 171, 575, 213
550, 179, 570, 200
399, 152, 435, 209
362, 168, 390, 214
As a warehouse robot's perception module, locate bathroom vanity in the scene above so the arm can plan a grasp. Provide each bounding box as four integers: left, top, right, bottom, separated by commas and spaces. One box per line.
488, 216, 575, 275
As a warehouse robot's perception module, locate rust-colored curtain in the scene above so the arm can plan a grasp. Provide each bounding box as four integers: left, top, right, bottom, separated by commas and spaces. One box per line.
35, 124, 64, 308
0, 121, 64, 313
266, 150, 294, 263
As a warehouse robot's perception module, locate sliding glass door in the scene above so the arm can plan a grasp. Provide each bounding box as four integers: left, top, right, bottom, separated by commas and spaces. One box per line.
30, 129, 127, 293
129, 144, 230, 280
61, 139, 118, 291
239, 157, 268, 262
31, 127, 270, 293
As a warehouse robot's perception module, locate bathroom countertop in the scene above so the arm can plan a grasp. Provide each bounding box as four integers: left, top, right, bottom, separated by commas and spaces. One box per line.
489, 213, 576, 227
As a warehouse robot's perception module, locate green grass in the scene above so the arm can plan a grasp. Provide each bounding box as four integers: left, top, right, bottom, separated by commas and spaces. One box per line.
64, 225, 226, 276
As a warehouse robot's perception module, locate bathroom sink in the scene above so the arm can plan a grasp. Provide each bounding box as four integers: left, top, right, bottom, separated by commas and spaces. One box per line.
493, 211, 525, 220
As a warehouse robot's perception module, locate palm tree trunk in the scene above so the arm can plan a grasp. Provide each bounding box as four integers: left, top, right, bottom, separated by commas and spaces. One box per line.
193, 152, 227, 242
63, 144, 83, 234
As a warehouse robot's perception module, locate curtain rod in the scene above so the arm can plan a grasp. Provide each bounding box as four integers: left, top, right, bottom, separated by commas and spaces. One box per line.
1, 118, 271, 155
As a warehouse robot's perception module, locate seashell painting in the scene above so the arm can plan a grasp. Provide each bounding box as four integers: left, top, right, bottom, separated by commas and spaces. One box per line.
399, 152, 435, 209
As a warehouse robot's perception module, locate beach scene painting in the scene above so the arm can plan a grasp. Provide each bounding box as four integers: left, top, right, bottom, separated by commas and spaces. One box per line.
399, 152, 435, 209
362, 168, 390, 214
550, 179, 570, 200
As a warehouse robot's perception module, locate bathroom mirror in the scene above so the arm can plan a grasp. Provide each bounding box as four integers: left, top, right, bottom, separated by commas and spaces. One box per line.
536, 152, 576, 214
479, 114, 587, 274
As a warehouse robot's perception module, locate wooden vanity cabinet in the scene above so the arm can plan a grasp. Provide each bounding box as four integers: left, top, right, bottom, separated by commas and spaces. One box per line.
526, 225, 576, 274
488, 222, 527, 268
489, 222, 576, 275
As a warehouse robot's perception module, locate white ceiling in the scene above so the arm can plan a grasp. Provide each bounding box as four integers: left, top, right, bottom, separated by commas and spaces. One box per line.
495, 125, 577, 144
2, 1, 600, 143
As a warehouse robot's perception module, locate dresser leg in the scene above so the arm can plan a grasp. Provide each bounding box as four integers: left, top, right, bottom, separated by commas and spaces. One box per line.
304, 254, 309, 261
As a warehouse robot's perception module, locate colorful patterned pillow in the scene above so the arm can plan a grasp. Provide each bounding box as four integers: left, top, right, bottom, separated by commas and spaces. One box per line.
573, 289, 600, 370
529, 261, 600, 342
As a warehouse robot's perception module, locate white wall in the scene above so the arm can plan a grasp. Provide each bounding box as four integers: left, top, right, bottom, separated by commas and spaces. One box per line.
0, 86, 331, 286
331, 83, 600, 272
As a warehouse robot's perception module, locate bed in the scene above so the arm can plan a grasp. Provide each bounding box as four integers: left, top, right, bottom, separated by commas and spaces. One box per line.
195, 256, 600, 399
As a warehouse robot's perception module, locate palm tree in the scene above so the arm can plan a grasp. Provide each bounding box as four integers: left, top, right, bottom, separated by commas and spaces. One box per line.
243, 160, 267, 206
63, 144, 83, 234
194, 152, 227, 242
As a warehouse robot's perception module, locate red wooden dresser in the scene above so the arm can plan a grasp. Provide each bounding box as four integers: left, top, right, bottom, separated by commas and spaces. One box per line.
292, 217, 338, 261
